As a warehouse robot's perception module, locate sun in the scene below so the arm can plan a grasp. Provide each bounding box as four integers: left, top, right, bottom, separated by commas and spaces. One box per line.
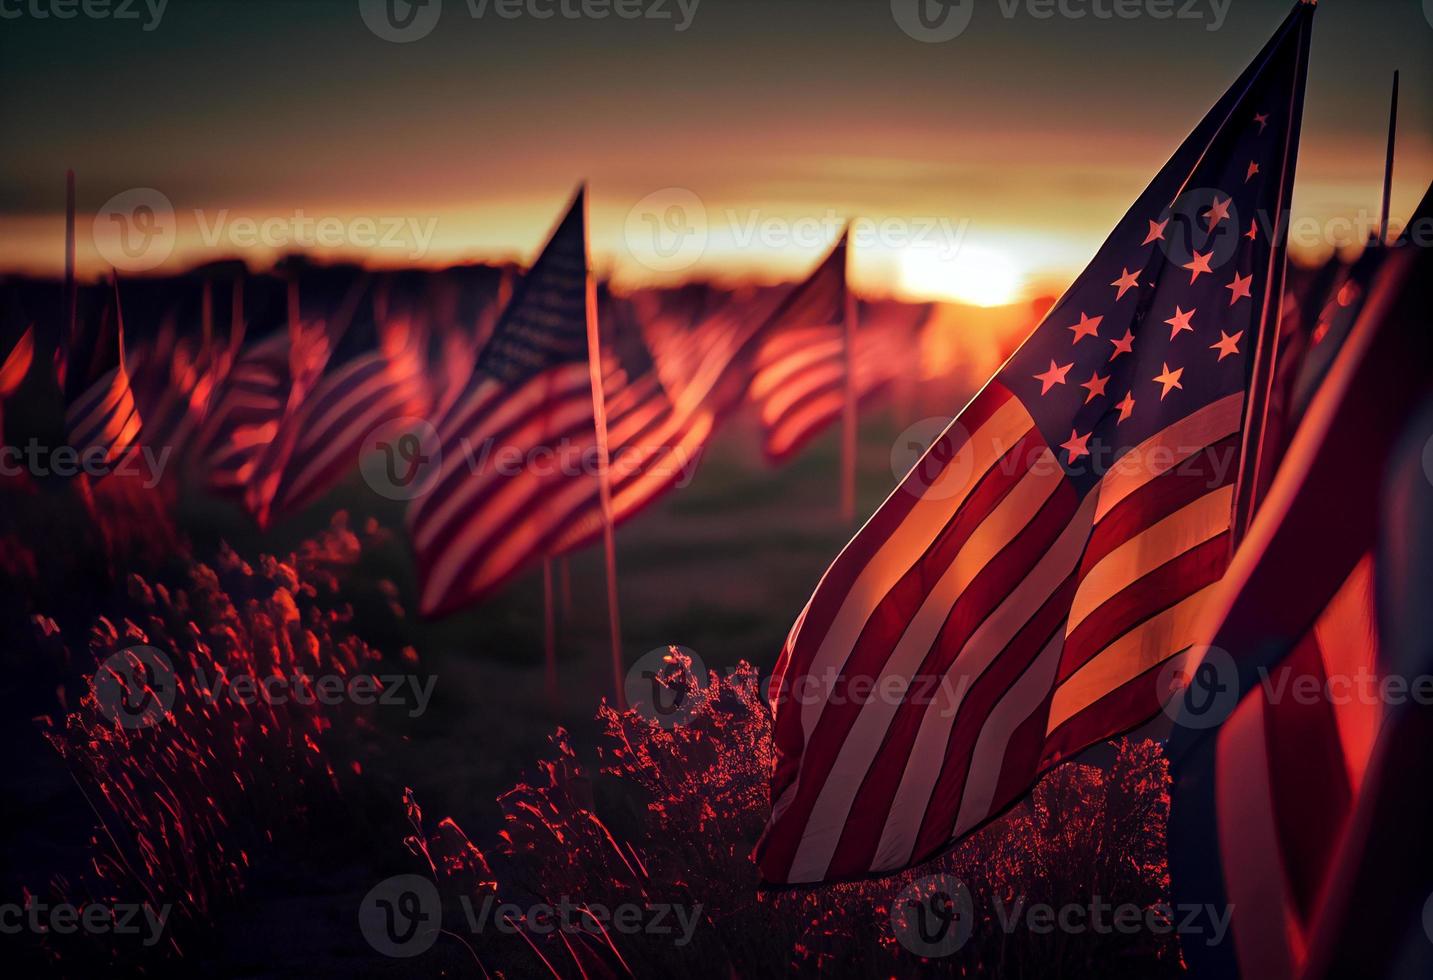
899, 244, 1022, 307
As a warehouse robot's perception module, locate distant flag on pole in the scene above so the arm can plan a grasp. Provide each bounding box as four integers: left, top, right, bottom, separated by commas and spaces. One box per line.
757, 1, 1314, 886
750, 299, 929, 464
264, 300, 429, 520
407, 188, 598, 616
64, 278, 142, 478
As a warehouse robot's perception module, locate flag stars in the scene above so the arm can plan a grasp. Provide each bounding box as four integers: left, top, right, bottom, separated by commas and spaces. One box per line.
1164, 305, 1196, 340
1246, 161, 1260, 183
1108, 329, 1135, 362
1115, 391, 1136, 424
1111, 268, 1141, 300
1226, 271, 1254, 305
1211, 329, 1243, 361
1080, 370, 1110, 404
1034, 359, 1073, 395
1153, 362, 1184, 400
1068, 312, 1104, 344
1244, 219, 1258, 242
1061, 428, 1092, 464
1203, 196, 1233, 229
1183, 250, 1214, 284
1143, 218, 1169, 246
1254, 112, 1269, 133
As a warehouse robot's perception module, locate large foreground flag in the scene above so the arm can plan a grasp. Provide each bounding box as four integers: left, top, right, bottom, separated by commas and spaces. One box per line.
758, 2, 1314, 885
1166, 183, 1433, 980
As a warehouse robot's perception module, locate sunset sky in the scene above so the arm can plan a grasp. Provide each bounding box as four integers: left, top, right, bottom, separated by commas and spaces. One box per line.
1, 0, 1429, 304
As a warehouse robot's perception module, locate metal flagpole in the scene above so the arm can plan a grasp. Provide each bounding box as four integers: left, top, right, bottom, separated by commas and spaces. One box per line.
840, 230, 857, 524
1380, 70, 1399, 246
581, 188, 626, 709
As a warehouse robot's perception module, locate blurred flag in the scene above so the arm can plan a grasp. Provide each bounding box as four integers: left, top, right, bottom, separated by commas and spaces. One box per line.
263, 305, 429, 520
196, 328, 291, 502
758, 2, 1314, 885
1167, 182, 1432, 980
408, 188, 599, 616
750, 299, 930, 464
126, 312, 217, 480
64, 283, 141, 477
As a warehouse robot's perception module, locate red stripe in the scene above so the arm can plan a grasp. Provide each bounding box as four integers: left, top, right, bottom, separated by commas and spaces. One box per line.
761, 428, 1044, 881
1262, 634, 1352, 924
1058, 532, 1231, 683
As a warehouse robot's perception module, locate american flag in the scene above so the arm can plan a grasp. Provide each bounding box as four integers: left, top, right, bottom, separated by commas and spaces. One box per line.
64, 282, 142, 476
750, 299, 930, 464
196, 328, 290, 502
263, 307, 430, 521
757, 2, 1314, 885
127, 315, 218, 479
1168, 183, 1433, 980
408, 188, 601, 616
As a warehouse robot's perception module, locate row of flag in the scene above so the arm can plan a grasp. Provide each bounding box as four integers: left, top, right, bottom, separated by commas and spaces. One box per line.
2, 1, 1427, 973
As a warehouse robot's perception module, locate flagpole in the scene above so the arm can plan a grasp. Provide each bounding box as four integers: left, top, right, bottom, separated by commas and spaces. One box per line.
542, 557, 558, 707
840, 241, 857, 525
65, 171, 76, 344
1230, 5, 1313, 544
201, 277, 214, 349
581, 188, 626, 709
559, 555, 573, 620
1380, 70, 1399, 246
